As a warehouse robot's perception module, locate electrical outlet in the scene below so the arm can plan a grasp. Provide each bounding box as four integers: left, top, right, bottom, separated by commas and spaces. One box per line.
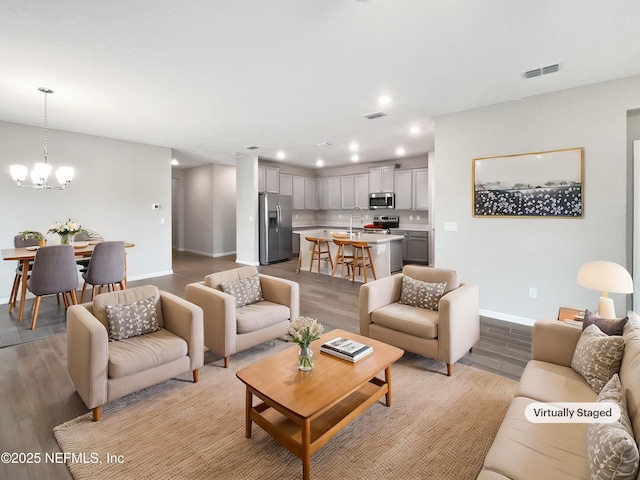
529, 287, 537, 299
409, 215, 413, 220
339, 214, 342, 219
416, 215, 420, 221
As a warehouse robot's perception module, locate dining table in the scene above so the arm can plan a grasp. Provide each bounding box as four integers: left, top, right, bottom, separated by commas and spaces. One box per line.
2, 242, 135, 322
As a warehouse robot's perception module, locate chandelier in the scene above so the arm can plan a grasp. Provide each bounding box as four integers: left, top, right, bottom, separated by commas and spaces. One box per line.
10, 88, 74, 190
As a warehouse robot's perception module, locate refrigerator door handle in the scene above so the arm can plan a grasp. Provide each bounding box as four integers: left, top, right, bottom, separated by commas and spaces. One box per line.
276, 205, 280, 233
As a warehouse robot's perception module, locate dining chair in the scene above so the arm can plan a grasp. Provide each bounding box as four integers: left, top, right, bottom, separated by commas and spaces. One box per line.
24, 245, 79, 329
8, 233, 40, 313
80, 241, 126, 302
74, 229, 103, 270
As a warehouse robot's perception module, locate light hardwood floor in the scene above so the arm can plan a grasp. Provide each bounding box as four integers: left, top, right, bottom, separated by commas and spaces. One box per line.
0, 251, 532, 480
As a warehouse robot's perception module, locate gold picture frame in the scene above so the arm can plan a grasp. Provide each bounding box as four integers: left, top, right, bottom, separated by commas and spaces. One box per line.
473, 147, 584, 218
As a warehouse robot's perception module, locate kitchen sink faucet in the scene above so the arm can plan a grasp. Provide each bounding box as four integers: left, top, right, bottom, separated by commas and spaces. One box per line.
349, 207, 364, 238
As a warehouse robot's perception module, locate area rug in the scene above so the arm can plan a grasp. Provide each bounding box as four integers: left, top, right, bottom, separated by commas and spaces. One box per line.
54, 340, 517, 480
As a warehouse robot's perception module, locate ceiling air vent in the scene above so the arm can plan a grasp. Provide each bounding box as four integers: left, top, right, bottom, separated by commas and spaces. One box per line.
316, 142, 332, 147
246, 145, 259, 150
363, 111, 387, 120
523, 63, 560, 79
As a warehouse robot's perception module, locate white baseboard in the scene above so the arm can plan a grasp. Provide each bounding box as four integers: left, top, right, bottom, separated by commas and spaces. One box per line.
213, 251, 236, 258
235, 259, 260, 267
480, 309, 536, 326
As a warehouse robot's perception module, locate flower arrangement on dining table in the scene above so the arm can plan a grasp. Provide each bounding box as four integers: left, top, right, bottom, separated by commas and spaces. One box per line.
47, 219, 88, 244
286, 316, 324, 371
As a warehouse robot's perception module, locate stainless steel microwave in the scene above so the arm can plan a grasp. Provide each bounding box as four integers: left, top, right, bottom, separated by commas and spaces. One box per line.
369, 192, 395, 209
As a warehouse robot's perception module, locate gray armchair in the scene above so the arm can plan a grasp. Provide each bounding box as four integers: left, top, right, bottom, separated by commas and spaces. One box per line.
67, 285, 204, 421
185, 266, 299, 367
359, 265, 479, 376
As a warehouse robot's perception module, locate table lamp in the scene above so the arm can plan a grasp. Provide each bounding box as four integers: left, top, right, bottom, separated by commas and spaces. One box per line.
576, 261, 633, 319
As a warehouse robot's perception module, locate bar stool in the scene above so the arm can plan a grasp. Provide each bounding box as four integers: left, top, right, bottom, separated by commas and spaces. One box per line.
305, 236, 333, 274
351, 241, 377, 283
331, 238, 354, 279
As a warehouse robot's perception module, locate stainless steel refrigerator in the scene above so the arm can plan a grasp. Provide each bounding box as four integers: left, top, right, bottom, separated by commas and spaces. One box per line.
259, 193, 292, 265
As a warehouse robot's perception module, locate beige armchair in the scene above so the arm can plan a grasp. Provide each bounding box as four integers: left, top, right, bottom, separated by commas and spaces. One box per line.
359, 265, 479, 376
185, 266, 299, 368
67, 285, 204, 421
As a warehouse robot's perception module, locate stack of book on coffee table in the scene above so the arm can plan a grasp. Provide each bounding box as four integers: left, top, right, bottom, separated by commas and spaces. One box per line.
320, 337, 373, 362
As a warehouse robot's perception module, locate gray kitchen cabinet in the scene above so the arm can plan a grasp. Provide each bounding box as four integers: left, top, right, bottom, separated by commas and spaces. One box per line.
413, 168, 429, 211
406, 230, 428, 263
265, 167, 280, 193
354, 174, 369, 208
328, 177, 341, 209
394, 168, 428, 211
341, 175, 355, 209
280, 173, 293, 196
317, 177, 329, 210
369, 165, 394, 193
292, 176, 305, 209
304, 177, 317, 210
394, 170, 413, 210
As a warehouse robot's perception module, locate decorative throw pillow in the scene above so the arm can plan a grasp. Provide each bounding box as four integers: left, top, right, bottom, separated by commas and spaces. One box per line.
399, 276, 446, 311
583, 309, 628, 336
571, 324, 625, 394
105, 296, 160, 341
587, 374, 639, 480
220, 274, 264, 308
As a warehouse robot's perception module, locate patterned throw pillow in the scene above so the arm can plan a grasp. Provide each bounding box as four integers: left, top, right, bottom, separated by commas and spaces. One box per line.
105, 296, 160, 341
571, 324, 625, 393
399, 276, 446, 311
587, 374, 639, 480
583, 309, 628, 336
220, 274, 264, 308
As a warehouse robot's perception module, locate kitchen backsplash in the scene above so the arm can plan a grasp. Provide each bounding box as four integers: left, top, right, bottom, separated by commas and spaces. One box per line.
292, 209, 428, 229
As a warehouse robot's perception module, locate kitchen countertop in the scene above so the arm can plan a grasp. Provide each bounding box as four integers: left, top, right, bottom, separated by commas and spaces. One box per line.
293, 229, 404, 244
292, 223, 428, 231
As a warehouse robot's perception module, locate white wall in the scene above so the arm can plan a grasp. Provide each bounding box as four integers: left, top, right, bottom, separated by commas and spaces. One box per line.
0, 121, 173, 303
183, 164, 214, 255
236, 156, 259, 265
434, 75, 640, 322
212, 164, 236, 256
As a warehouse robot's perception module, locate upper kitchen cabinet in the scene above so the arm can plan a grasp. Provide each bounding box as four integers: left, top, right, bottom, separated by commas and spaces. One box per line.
280, 173, 293, 196
394, 168, 429, 211
292, 175, 305, 209
369, 165, 395, 193
354, 174, 369, 209
304, 177, 317, 210
328, 177, 341, 210
258, 166, 280, 193
341, 176, 355, 209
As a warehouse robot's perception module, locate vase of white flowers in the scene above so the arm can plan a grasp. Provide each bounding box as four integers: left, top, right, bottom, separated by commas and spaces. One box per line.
47, 219, 88, 245
286, 317, 324, 371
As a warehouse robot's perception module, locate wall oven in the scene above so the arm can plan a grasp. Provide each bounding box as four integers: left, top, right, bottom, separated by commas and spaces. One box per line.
368, 192, 395, 209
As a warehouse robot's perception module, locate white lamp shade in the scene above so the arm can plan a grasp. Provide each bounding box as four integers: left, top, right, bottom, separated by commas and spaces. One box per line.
10, 164, 28, 182
577, 261, 633, 294
31, 162, 52, 185
55, 166, 74, 185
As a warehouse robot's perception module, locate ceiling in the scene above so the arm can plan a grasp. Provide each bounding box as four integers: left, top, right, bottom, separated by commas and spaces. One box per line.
2, 1, 640, 170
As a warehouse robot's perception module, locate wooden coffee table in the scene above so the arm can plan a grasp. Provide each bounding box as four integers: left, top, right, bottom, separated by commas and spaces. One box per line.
236, 329, 404, 480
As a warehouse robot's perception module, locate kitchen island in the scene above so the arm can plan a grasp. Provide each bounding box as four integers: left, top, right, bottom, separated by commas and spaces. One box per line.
293, 229, 404, 280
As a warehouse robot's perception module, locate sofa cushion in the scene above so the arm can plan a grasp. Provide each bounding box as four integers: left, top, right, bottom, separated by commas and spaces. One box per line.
399, 276, 446, 311
587, 374, 639, 480
583, 309, 628, 336
220, 274, 264, 308
482, 396, 590, 480
105, 296, 160, 341
93, 285, 164, 331
619, 312, 640, 460
107, 328, 188, 378
235, 301, 290, 334
516, 360, 597, 403
370, 302, 439, 339
204, 266, 258, 291
571, 324, 625, 394
402, 265, 459, 294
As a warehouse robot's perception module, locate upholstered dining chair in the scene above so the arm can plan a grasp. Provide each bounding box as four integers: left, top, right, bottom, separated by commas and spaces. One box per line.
8, 233, 40, 312
74, 229, 103, 270
24, 245, 79, 329
80, 241, 126, 302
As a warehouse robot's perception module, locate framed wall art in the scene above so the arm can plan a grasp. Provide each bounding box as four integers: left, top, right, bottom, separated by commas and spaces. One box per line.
473, 147, 584, 218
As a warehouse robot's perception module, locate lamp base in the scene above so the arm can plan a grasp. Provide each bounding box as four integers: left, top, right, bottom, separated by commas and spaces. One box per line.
598, 297, 616, 319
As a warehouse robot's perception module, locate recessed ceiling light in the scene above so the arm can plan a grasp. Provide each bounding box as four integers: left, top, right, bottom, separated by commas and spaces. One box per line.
351, 154, 359, 162
409, 126, 421, 135
276, 150, 286, 160
396, 147, 406, 157
349, 142, 359, 152
378, 95, 392, 105
171, 159, 179, 166
316, 159, 324, 167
